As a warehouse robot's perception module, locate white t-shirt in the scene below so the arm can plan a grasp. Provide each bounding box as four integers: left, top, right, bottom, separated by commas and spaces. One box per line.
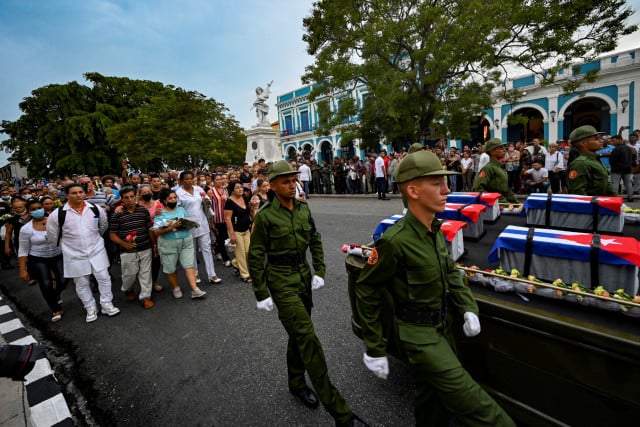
525, 167, 548, 182
544, 151, 565, 171
298, 163, 311, 181
374, 156, 385, 177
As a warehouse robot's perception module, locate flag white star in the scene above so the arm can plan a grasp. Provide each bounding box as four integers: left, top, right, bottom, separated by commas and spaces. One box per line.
600, 238, 622, 246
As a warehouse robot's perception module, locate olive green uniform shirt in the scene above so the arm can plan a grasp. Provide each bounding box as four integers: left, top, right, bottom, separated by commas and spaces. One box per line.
567, 152, 616, 196
475, 158, 519, 203
355, 211, 478, 359
248, 197, 325, 302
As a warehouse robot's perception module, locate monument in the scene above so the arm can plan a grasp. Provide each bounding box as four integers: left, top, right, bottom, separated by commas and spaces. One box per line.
245, 80, 282, 164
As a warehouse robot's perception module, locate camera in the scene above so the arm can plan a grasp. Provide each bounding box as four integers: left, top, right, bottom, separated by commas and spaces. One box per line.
0, 343, 47, 381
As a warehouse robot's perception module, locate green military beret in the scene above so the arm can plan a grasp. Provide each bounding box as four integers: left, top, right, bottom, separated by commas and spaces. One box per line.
267, 160, 299, 181
408, 143, 424, 153
394, 151, 459, 184
569, 125, 604, 143
483, 138, 506, 153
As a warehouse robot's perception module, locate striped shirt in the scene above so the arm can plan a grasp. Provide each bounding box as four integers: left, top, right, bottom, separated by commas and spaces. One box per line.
109, 205, 152, 252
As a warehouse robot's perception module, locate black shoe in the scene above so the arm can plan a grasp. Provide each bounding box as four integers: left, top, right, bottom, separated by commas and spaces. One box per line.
336, 413, 369, 427
289, 386, 319, 409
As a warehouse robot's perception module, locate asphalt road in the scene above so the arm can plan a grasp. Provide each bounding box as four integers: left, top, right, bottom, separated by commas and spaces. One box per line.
1, 196, 639, 426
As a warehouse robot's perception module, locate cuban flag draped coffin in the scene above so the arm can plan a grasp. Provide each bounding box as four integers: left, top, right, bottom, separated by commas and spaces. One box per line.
447, 192, 502, 222
489, 225, 640, 296
435, 203, 487, 239
523, 194, 624, 233
372, 214, 467, 261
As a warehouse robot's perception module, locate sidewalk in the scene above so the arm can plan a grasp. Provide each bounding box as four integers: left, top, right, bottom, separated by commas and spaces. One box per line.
0, 294, 73, 427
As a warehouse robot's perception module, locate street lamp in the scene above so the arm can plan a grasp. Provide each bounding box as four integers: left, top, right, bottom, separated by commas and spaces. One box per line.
550, 110, 556, 122
494, 119, 500, 129
621, 99, 629, 113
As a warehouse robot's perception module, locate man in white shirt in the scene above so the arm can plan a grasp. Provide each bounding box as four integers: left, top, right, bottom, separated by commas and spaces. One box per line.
477, 145, 490, 173
374, 150, 389, 200
544, 143, 566, 193
298, 160, 312, 199
523, 162, 549, 193
46, 183, 120, 323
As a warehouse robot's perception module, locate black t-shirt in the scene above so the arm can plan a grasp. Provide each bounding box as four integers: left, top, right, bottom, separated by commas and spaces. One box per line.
239, 172, 253, 184
224, 198, 252, 232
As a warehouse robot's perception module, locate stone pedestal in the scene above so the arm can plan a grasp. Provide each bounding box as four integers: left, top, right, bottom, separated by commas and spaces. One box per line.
244, 125, 282, 164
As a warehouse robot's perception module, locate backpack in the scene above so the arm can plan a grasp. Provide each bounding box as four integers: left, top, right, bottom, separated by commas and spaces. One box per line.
56, 203, 100, 246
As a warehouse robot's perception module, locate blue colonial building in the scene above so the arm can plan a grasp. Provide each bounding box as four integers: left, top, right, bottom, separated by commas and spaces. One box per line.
277, 47, 639, 161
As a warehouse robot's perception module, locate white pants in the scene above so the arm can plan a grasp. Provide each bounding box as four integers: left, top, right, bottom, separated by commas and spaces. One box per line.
73, 267, 113, 310
193, 232, 216, 279
120, 249, 153, 300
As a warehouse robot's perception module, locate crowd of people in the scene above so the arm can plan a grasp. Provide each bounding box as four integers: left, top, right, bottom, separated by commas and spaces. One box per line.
2, 128, 639, 323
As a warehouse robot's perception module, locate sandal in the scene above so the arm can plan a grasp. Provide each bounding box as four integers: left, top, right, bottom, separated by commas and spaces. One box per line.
51, 311, 63, 323
241, 277, 252, 284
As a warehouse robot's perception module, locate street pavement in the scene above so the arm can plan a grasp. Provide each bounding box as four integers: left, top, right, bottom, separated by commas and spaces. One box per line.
0, 194, 639, 426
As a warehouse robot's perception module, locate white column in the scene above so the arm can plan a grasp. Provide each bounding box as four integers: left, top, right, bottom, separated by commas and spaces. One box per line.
618, 83, 631, 137
548, 96, 559, 142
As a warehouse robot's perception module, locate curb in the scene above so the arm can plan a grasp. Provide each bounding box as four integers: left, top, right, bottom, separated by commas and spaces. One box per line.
0, 295, 74, 427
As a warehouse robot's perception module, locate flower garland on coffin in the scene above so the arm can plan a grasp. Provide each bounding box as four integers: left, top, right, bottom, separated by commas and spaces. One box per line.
460, 266, 640, 318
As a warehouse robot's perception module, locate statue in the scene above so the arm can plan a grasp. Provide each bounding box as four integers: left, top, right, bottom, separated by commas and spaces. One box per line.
252, 80, 273, 125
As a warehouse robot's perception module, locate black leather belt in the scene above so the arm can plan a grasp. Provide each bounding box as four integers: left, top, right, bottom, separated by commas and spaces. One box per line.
394, 306, 446, 326
268, 253, 305, 266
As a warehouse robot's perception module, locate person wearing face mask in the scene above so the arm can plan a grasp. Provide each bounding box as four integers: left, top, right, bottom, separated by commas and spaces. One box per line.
137, 184, 164, 292
18, 199, 66, 322
153, 189, 206, 299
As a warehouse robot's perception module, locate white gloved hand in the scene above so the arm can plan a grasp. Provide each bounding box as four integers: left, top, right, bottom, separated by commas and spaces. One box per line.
256, 297, 274, 312
363, 353, 389, 380
463, 312, 481, 337
311, 275, 325, 290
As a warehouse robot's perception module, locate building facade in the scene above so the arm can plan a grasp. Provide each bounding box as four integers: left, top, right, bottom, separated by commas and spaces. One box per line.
277, 47, 639, 161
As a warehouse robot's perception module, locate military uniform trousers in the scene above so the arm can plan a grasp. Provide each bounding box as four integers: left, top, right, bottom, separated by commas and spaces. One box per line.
268, 276, 353, 423
399, 322, 516, 427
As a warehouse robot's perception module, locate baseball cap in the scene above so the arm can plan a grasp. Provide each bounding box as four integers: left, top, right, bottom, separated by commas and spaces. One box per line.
267, 160, 299, 181
569, 125, 604, 143
394, 151, 459, 184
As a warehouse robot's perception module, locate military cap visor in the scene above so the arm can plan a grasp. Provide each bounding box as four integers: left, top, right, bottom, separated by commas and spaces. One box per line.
394, 151, 459, 184
569, 125, 605, 143
267, 160, 299, 181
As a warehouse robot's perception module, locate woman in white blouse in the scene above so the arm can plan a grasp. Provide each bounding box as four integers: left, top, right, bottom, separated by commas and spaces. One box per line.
176, 170, 222, 284
18, 198, 66, 322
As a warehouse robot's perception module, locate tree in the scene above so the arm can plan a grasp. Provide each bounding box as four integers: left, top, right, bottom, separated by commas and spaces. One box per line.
1, 73, 245, 177
107, 88, 246, 171
302, 0, 637, 145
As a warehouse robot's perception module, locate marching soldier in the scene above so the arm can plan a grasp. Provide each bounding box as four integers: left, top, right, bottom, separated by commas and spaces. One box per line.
567, 125, 616, 196
248, 160, 367, 427
474, 138, 519, 203
355, 150, 516, 427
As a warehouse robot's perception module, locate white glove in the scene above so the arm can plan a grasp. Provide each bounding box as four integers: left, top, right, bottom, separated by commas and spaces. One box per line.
256, 297, 274, 312
463, 312, 481, 337
311, 275, 325, 290
363, 353, 389, 380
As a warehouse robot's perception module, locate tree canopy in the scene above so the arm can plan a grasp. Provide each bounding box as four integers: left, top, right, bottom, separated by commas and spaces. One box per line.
302, 0, 637, 147
1, 72, 245, 177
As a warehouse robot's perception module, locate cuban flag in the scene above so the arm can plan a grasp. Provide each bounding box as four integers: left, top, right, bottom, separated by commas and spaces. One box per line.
448, 192, 501, 208
489, 225, 640, 267
372, 214, 466, 243
436, 203, 486, 223
522, 194, 623, 215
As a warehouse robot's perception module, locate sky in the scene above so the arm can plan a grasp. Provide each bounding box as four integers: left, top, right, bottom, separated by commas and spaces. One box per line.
1, 0, 639, 167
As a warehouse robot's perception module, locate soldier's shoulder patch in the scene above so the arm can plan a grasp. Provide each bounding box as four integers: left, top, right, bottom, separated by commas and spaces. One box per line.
367, 247, 379, 265
478, 170, 486, 178
568, 170, 578, 179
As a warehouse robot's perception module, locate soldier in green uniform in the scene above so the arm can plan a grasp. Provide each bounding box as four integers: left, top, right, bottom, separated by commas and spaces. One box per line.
248, 160, 367, 427
474, 138, 519, 203
567, 125, 616, 196
355, 151, 516, 427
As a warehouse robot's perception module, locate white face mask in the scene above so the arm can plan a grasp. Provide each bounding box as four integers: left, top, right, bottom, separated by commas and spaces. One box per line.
199, 181, 206, 187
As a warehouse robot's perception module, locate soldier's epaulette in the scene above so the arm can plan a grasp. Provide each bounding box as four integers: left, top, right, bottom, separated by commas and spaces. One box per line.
297, 198, 308, 204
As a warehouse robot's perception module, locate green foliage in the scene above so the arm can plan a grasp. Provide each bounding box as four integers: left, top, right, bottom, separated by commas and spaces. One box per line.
302, 0, 636, 144
1, 73, 245, 177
